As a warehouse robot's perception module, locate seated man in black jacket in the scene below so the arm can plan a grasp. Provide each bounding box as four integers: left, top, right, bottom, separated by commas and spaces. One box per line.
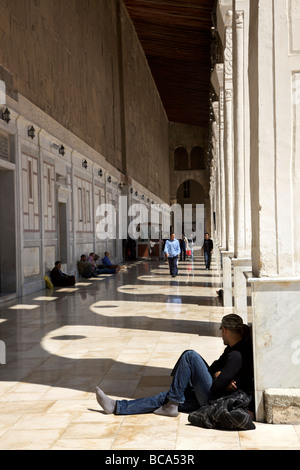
95, 314, 254, 417
50, 261, 76, 287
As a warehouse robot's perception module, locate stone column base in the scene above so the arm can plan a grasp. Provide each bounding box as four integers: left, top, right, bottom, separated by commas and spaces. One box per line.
221, 251, 233, 307
264, 389, 300, 424
232, 257, 252, 324
246, 274, 300, 422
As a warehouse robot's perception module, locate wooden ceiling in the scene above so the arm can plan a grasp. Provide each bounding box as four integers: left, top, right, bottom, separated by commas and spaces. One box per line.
123, 0, 214, 128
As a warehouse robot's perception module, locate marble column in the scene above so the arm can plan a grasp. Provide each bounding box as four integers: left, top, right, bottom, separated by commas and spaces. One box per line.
212, 121, 221, 247
223, 21, 234, 255
232, 3, 252, 323
212, 99, 226, 253
222, 17, 235, 306
219, 91, 226, 251
248, 0, 300, 422
210, 64, 224, 270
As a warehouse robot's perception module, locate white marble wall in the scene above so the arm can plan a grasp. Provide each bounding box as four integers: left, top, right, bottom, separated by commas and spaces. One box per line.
247, 0, 300, 419
249, 0, 300, 278
0, 92, 166, 298
211, 0, 300, 421
247, 276, 300, 421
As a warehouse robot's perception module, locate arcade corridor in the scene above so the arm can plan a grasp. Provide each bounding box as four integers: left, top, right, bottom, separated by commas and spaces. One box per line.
0, 256, 299, 450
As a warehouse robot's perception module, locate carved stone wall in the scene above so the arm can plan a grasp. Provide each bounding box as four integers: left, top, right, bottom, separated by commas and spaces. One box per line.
0, 0, 170, 202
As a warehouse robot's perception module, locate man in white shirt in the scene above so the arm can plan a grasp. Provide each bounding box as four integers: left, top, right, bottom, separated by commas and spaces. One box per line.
164, 232, 181, 277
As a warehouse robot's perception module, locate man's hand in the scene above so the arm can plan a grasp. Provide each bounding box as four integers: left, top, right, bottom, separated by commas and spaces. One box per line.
214, 371, 237, 392
226, 380, 237, 391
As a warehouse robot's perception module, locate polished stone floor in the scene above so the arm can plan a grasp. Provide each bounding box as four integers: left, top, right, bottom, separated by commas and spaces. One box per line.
0, 255, 299, 450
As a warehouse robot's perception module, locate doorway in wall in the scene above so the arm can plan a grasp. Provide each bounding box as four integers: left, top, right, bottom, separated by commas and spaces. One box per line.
58, 202, 68, 263
176, 179, 206, 236
0, 168, 16, 297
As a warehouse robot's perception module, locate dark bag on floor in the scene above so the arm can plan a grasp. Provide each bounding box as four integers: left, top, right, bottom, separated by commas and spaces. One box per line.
188, 390, 255, 431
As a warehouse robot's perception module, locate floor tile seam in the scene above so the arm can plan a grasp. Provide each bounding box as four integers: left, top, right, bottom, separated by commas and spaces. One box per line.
109, 415, 127, 450
0, 356, 56, 388
173, 415, 183, 451
237, 429, 243, 449
0, 401, 59, 445
97, 336, 137, 388
46, 421, 78, 449
0, 412, 25, 438
132, 333, 162, 395
293, 425, 300, 443
46, 409, 99, 448
0, 383, 21, 399
10, 411, 76, 432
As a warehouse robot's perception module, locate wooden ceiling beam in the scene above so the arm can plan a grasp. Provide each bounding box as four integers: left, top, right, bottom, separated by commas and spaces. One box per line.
123, 0, 214, 127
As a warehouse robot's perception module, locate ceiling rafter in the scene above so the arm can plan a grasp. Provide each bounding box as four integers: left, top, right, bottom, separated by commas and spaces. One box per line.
123, 0, 214, 127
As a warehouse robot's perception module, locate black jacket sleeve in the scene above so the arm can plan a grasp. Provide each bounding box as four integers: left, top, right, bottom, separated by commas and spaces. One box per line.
209, 350, 243, 399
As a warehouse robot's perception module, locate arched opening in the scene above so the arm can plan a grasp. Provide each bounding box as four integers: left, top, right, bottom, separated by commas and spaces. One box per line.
176, 180, 206, 237
174, 147, 189, 171
190, 146, 205, 170
176, 179, 206, 205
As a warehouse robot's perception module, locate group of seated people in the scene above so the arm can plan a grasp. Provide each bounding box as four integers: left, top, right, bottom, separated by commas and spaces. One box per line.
77, 252, 120, 278
50, 252, 120, 287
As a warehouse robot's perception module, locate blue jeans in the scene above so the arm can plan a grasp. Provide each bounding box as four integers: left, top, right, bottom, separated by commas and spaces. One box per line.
204, 252, 211, 269
115, 350, 213, 415
168, 256, 178, 276
97, 267, 116, 274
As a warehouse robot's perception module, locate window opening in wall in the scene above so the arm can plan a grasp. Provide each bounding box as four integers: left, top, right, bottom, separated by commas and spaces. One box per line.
184, 180, 190, 198
0, 168, 16, 295
174, 147, 189, 171
58, 202, 68, 263
47, 168, 51, 205
86, 189, 90, 223
78, 187, 83, 222
28, 159, 33, 200
82, 188, 86, 224
0, 131, 9, 161
191, 146, 205, 170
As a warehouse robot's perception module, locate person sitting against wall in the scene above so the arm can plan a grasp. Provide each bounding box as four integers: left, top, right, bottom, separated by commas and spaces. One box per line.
50, 261, 76, 287
95, 314, 254, 418
77, 254, 97, 278
77, 254, 118, 277
88, 251, 117, 274
87, 252, 98, 272
101, 251, 120, 272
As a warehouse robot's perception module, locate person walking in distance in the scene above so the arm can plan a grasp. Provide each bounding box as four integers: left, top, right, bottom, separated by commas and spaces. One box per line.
180, 233, 187, 261
201, 232, 213, 270
164, 232, 181, 277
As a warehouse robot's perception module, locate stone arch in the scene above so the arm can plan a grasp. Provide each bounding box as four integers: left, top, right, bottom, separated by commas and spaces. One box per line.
176, 179, 206, 205
175, 179, 207, 237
